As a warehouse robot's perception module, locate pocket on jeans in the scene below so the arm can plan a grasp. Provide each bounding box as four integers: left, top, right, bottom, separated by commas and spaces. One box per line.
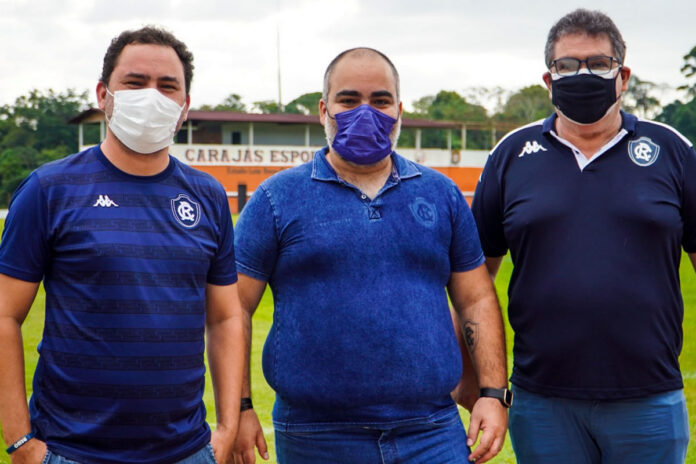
428, 411, 461, 428
206, 443, 219, 464
41, 449, 52, 464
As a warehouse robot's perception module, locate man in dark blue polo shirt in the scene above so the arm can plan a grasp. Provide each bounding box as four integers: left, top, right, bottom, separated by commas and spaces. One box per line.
233, 48, 509, 464
472, 9, 692, 464
0, 27, 246, 464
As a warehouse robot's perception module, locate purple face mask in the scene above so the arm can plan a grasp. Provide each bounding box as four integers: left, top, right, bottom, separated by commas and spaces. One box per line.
328, 104, 397, 165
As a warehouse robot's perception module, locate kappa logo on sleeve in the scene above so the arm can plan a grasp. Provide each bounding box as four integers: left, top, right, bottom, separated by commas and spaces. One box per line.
628, 137, 660, 167
171, 194, 201, 229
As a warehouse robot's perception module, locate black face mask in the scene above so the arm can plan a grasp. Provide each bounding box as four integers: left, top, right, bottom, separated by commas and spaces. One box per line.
551, 72, 619, 124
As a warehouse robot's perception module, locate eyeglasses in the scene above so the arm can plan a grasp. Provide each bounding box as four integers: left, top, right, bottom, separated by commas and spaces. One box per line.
550, 55, 621, 76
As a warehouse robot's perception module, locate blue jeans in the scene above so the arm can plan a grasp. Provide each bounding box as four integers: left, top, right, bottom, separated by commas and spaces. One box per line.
509, 385, 689, 464
275, 408, 470, 464
41, 443, 217, 464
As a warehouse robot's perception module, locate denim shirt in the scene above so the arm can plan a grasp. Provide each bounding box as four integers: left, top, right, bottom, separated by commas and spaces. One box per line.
235, 148, 484, 428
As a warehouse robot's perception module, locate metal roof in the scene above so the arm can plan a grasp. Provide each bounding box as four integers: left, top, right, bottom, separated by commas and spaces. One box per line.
69, 108, 499, 130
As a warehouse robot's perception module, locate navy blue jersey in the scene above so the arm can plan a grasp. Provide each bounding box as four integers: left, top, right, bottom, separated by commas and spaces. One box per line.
235, 149, 484, 428
472, 112, 696, 400
0, 145, 237, 464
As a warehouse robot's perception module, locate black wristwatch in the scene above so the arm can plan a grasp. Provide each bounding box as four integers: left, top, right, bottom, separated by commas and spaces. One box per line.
479, 387, 513, 408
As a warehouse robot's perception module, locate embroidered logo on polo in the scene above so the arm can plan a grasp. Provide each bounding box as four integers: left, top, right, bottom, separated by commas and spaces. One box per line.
518, 140, 547, 158
628, 137, 660, 167
171, 194, 201, 228
93, 195, 118, 207
410, 197, 438, 228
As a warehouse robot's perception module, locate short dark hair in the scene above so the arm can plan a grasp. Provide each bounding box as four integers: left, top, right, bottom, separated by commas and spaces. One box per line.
323, 47, 400, 103
100, 26, 194, 94
544, 9, 626, 68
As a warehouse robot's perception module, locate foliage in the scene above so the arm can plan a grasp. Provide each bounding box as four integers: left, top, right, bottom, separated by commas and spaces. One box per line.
494, 85, 553, 123
427, 90, 488, 122
657, 98, 696, 144
403, 90, 490, 149
679, 45, 696, 98
252, 100, 283, 114
623, 75, 662, 119
0, 89, 90, 206
196, 93, 247, 112
284, 92, 322, 115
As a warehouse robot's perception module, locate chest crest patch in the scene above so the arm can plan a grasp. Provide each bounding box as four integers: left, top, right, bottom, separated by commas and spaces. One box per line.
410, 197, 438, 228
628, 136, 660, 167
171, 194, 201, 229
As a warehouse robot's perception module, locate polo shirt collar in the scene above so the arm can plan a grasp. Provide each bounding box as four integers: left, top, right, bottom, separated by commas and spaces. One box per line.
541, 110, 637, 136
541, 110, 637, 171
311, 147, 422, 183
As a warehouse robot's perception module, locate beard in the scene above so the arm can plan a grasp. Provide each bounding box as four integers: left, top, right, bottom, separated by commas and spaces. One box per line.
324, 112, 402, 153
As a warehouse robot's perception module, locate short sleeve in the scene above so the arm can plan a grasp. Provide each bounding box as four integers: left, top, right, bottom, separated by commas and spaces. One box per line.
449, 184, 485, 272
234, 185, 279, 282
681, 146, 696, 252
471, 155, 508, 257
0, 173, 50, 282
207, 184, 238, 285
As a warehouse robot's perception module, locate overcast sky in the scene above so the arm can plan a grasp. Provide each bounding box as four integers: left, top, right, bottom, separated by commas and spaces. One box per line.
1, 0, 694, 113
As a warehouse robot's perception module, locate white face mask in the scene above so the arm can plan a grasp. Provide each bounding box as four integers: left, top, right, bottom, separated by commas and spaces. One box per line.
106, 88, 185, 154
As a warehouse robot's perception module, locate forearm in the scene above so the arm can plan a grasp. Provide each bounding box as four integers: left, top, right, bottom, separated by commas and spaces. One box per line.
457, 293, 507, 388
0, 318, 32, 445
236, 274, 267, 400
484, 256, 504, 281
240, 309, 252, 398
207, 312, 247, 434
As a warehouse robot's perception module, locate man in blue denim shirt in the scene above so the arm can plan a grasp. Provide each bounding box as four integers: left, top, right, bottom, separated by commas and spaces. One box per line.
232, 48, 509, 464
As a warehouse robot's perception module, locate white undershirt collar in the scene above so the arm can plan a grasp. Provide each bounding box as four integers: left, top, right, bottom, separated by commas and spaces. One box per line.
549, 128, 629, 171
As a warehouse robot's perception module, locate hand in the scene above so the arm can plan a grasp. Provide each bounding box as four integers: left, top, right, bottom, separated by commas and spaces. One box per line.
466, 397, 508, 463
232, 410, 269, 464
451, 376, 479, 413
210, 425, 237, 464
10, 438, 47, 464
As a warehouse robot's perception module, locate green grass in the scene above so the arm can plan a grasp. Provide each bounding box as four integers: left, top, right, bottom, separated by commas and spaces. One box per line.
0, 219, 694, 463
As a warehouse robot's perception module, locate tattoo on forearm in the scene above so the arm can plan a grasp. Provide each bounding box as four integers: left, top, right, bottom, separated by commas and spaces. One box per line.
463, 320, 478, 351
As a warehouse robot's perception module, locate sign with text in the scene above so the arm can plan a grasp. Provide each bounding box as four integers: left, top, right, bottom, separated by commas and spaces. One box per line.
169, 145, 488, 168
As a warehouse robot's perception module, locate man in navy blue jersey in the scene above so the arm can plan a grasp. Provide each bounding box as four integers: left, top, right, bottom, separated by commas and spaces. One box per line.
0, 27, 246, 464
232, 47, 509, 464
472, 9, 692, 464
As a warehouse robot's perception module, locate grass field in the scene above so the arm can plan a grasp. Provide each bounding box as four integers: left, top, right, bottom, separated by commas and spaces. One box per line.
0, 217, 694, 463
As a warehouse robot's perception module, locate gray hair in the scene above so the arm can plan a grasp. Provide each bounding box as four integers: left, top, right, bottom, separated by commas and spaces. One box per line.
544, 9, 626, 68
322, 47, 400, 103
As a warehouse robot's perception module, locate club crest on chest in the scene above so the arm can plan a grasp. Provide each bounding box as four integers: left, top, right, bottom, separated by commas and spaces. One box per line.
171, 194, 201, 229
628, 136, 660, 167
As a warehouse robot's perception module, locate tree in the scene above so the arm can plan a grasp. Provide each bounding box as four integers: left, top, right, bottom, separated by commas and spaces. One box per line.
0, 88, 90, 153
284, 92, 322, 115
252, 100, 282, 114
215, 93, 247, 112
679, 45, 696, 98
402, 90, 490, 149
0, 88, 90, 206
196, 93, 247, 112
427, 90, 488, 122
622, 75, 662, 118
410, 95, 435, 118
495, 85, 553, 123
657, 99, 696, 144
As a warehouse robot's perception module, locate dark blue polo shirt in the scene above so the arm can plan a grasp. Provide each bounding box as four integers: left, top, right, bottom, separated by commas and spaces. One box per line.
0, 145, 237, 464
235, 148, 485, 428
472, 111, 696, 400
